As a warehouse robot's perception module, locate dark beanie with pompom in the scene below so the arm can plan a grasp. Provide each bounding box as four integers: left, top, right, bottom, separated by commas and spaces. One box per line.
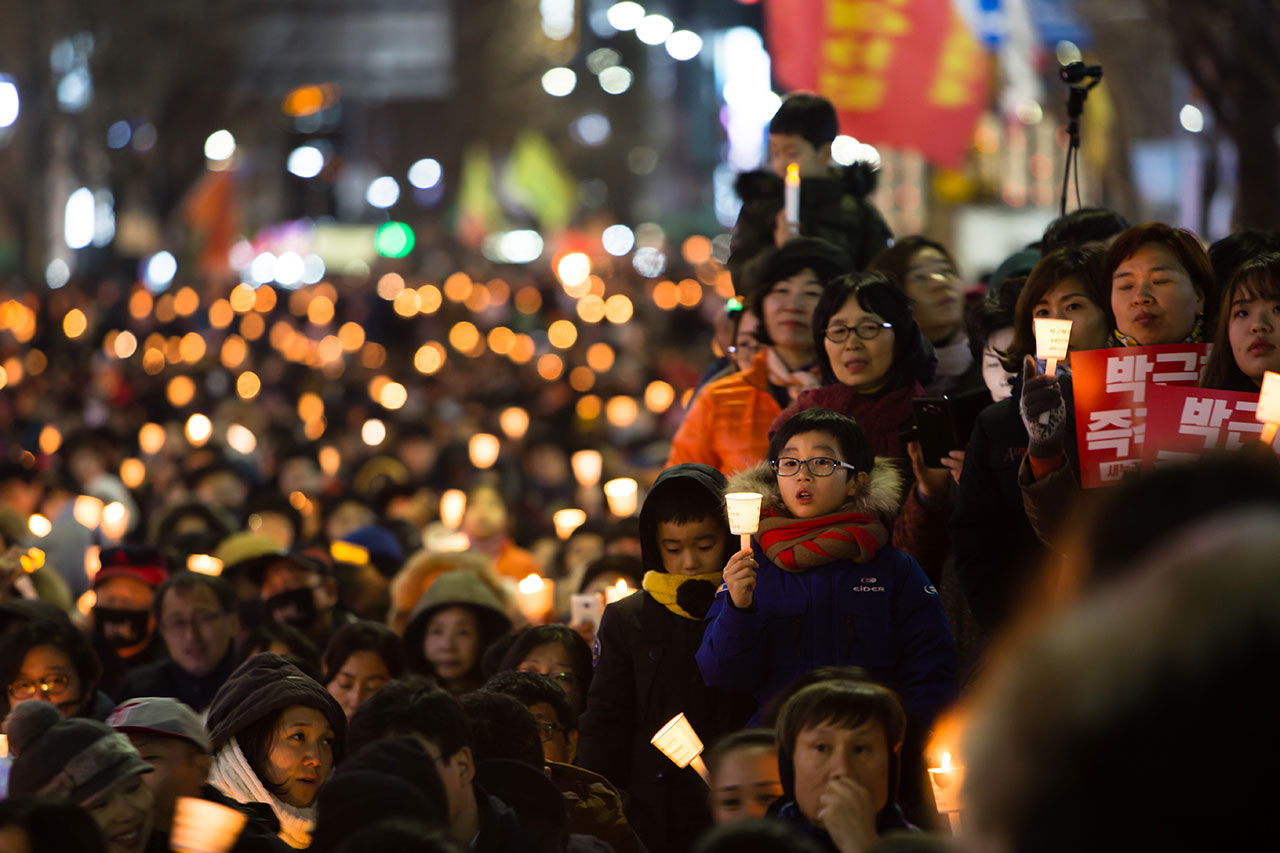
7, 700, 152, 805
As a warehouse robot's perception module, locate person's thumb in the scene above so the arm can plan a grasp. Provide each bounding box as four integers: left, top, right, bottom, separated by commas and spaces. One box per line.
1022, 353, 1038, 386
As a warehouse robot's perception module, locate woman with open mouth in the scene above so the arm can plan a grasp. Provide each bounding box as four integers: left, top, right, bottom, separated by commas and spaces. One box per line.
205, 652, 346, 849
1202, 252, 1280, 391
6, 699, 157, 853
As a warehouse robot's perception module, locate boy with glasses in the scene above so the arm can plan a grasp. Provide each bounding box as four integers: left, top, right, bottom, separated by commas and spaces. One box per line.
696, 407, 956, 737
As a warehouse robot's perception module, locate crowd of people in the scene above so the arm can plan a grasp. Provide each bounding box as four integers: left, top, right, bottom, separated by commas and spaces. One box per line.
0, 90, 1275, 853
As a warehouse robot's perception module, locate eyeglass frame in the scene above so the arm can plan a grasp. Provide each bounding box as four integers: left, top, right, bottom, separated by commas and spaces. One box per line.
7, 673, 73, 701
823, 320, 894, 343
534, 720, 570, 744
769, 457, 859, 478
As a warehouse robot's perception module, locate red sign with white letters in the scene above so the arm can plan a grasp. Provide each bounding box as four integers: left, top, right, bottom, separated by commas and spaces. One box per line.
1070, 344, 1212, 488
1141, 384, 1280, 467
764, 0, 990, 168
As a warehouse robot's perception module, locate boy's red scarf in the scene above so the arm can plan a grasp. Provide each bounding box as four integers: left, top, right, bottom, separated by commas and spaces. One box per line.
757, 508, 888, 571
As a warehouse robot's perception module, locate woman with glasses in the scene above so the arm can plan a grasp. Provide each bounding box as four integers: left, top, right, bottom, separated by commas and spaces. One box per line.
668, 238, 853, 476
496, 624, 593, 717
0, 617, 114, 721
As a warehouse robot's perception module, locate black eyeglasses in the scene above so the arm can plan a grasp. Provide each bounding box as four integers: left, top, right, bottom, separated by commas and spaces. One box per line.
770, 457, 858, 478
824, 320, 893, 343
535, 721, 569, 743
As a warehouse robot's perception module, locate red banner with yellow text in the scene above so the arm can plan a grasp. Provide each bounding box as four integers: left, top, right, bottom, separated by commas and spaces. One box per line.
764, 0, 990, 168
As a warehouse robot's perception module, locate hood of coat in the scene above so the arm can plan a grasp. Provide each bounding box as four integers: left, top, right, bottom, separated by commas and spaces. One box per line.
638, 463, 730, 573
725, 457, 903, 522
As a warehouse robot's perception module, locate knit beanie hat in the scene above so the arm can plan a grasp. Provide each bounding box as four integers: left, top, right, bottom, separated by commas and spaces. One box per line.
205, 653, 346, 760
8, 700, 153, 805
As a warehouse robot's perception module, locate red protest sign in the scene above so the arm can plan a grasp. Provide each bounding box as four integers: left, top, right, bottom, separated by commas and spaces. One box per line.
1070, 344, 1212, 488
1141, 384, 1279, 468
764, 0, 989, 168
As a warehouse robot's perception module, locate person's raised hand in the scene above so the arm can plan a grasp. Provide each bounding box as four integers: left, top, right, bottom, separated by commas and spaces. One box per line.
723, 548, 758, 610
1019, 354, 1066, 457
774, 210, 796, 247
816, 776, 878, 853
940, 449, 965, 485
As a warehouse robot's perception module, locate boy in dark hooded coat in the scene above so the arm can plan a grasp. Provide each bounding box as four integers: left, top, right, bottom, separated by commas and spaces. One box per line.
577, 463, 756, 853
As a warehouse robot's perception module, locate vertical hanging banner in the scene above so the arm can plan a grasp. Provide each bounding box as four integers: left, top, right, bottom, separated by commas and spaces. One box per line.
764, 0, 991, 168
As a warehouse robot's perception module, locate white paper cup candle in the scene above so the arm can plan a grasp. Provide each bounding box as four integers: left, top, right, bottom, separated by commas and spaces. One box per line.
1256, 370, 1280, 444
724, 492, 764, 550
651, 712, 710, 783
1033, 317, 1072, 378
553, 508, 587, 540
784, 162, 801, 227
439, 489, 467, 530
604, 578, 636, 604
517, 573, 555, 623
170, 796, 248, 853
571, 450, 603, 487
186, 554, 223, 576
603, 477, 638, 517
927, 752, 966, 833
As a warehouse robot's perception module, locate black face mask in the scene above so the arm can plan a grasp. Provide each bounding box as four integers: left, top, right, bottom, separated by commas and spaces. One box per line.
94, 607, 152, 649
264, 586, 318, 629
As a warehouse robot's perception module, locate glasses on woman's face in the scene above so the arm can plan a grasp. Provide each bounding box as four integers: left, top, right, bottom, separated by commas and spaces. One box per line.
824, 320, 893, 343
770, 457, 858, 478
726, 342, 760, 356
8, 673, 72, 701
516, 666, 580, 691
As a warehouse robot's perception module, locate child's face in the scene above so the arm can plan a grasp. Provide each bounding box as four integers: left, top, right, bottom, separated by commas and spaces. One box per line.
768, 133, 830, 179
792, 717, 891, 824
656, 517, 729, 576
775, 431, 863, 518
710, 744, 784, 826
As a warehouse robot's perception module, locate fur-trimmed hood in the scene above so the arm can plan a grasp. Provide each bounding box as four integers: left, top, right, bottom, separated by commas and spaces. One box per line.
726, 457, 903, 522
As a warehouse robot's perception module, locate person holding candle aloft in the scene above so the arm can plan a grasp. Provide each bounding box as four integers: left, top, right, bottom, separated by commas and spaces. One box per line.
696, 407, 955, 738
727, 93, 892, 293
1017, 224, 1217, 545
668, 239, 853, 476
577, 463, 756, 853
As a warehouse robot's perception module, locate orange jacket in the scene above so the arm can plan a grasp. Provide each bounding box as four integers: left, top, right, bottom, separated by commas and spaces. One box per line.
666, 349, 782, 477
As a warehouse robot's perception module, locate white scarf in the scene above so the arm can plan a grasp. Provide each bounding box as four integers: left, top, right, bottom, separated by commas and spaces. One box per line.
208, 738, 316, 849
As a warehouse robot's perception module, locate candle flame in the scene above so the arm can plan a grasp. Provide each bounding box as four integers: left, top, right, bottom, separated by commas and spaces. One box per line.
786, 162, 800, 184
518, 574, 545, 594
615, 579, 630, 594
940, 752, 952, 772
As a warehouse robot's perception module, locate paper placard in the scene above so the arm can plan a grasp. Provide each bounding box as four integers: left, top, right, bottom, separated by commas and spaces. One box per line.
1141, 384, 1280, 469
724, 492, 763, 535
1071, 343, 1212, 488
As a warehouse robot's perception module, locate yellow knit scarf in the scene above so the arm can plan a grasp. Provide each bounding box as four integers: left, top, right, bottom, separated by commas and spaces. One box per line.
642, 569, 724, 620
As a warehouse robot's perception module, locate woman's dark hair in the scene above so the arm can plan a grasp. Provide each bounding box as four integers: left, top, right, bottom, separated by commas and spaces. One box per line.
968, 273, 1026, 362
868, 235, 958, 292
1207, 229, 1280, 289
236, 708, 293, 799
1202, 252, 1280, 391
1001, 244, 1110, 372
1103, 223, 1218, 329
704, 728, 778, 780
577, 554, 643, 594
0, 797, 108, 853
496, 624, 593, 701
768, 408, 875, 477
810, 272, 935, 389
1040, 207, 1130, 254
693, 818, 826, 853
322, 620, 405, 686
240, 623, 322, 682
749, 238, 853, 346
483, 670, 577, 731
0, 619, 99, 718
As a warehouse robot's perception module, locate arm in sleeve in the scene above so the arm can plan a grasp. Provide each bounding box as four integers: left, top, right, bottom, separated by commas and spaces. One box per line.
889, 554, 958, 732
576, 604, 638, 788
891, 486, 949, 587
695, 589, 769, 694
1017, 453, 1081, 546
949, 420, 1017, 632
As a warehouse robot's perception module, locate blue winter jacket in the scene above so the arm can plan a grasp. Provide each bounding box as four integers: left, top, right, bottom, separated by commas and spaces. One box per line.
695, 462, 958, 728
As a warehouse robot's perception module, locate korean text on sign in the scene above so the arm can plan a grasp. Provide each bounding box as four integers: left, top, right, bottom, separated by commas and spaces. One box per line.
1071, 344, 1212, 488
1141, 384, 1278, 468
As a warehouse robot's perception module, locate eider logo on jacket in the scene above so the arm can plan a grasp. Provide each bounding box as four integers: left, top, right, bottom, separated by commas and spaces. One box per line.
853, 581, 886, 592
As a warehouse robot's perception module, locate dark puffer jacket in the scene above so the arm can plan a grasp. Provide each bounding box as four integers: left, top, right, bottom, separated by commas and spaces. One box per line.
728, 164, 893, 289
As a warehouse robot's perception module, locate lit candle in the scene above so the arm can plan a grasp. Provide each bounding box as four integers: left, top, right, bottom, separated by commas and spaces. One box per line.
469, 433, 501, 469
1033, 317, 1072, 379
187, 554, 224, 576
0, 734, 8, 758
170, 796, 248, 853
440, 489, 467, 530
73, 495, 104, 530
571, 450, 603, 487
784, 162, 801, 228
603, 477, 638, 517
604, 578, 636, 604
724, 492, 764, 551
553, 508, 587, 540
927, 751, 965, 833
516, 573, 555, 623
100, 501, 129, 541
1257, 370, 1280, 445
651, 712, 710, 784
